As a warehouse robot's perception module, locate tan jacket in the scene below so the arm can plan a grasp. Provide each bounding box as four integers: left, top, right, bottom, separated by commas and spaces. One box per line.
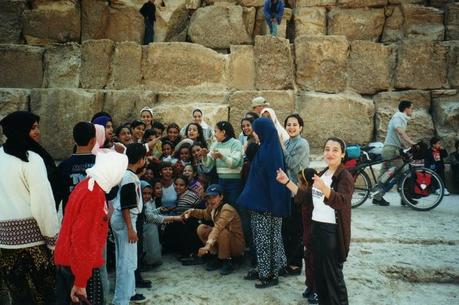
190, 203, 245, 247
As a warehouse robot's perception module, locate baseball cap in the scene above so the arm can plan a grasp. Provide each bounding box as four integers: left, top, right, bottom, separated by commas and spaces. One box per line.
251, 96, 270, 109
205, 184, 223, 197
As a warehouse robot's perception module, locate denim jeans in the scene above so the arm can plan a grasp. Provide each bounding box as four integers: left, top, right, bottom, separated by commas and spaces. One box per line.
144, 19, 154, 44
111, 211, 138, 305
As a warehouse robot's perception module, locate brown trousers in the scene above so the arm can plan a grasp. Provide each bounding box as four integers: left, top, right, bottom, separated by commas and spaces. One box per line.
196, 224, 245, 259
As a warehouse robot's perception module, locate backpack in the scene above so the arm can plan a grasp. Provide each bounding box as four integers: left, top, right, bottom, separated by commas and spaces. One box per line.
414, 170, 432, 196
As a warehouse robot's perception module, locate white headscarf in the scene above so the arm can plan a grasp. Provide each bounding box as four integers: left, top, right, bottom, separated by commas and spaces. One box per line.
86, 151, 128, 193
260, 108, 289, 145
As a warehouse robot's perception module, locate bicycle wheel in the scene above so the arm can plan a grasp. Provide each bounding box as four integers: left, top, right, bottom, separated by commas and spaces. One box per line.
351, 169, 371, 208
400, 167, 444, 211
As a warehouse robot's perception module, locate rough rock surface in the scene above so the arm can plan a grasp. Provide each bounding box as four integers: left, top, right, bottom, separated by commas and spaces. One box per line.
43, 43, 81, 88
80, 39, 114, 89
228, 45, 255, 90
0, 89, 30, 144
328, 8, 385, 41
374, 90, 434, 143
155, 0, 190, 42
296, 0, 335, 6
294, 7, 326, 38
382, 5, 403, 42
395, 41, 448, 90
337, 0, 387, 7
432, 91, 459, 152
23, 1, 81, 45
188, 6, 254, 49
0, 45, 44, 89
105, 2, 144, 43
348, 41, 393, 95
254, 36, 295, 90
228, 90, 295, 133
297, 92, 375, 148
238, 0, 264, 7
401, 4, 445, 41
0, 0, 27, 43
108, 42, 142, 90
446, 41, 459, 89
447, 3, 459, 40
81, 0, 110, 41
29, 89, 104, 160
295, 35, 349, 93
142, 42, 227, 91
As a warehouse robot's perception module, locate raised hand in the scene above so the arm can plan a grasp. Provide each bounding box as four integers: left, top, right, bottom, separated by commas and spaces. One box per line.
276, 168, 289, 184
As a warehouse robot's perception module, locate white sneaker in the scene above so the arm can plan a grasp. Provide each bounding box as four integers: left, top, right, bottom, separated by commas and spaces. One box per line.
435, 189, 441, 195
444, 189, 450, 196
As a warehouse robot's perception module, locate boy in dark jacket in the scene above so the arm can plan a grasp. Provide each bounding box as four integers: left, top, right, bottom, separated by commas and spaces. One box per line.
425, 137, 450, 195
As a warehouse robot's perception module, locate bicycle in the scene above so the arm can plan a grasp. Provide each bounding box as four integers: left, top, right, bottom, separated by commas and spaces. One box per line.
347, 144, 445, 211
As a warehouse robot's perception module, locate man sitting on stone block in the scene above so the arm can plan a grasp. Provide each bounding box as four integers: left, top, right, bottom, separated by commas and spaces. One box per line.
263, 0, 284, 37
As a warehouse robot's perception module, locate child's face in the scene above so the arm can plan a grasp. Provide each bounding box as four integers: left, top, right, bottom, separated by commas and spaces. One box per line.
180, 148, 191, 162
118, 128, 132, 145
187, 125, 199, 140
174, 179, 187, 195
141, 111, 153, 126
132, 125, 145, 140
144, 169, 154, 181
143, 187, 153, 203
433, 141, 441, 149
191, 145, 202, 160
167, 127, 179, 141
241, 120, 252, 136
105, 121, 114, 141
183, 165, 194, 178
153, 182, 162, 198
153, 128, 163, 138
160, 166, 173, 180
163, 144, 172, 156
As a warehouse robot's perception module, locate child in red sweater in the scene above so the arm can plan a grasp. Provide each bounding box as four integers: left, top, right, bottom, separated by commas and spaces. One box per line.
54, 151, 128, 305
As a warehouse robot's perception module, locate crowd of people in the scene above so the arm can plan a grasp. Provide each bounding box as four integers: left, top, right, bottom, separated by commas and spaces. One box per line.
0, 96, 457, 305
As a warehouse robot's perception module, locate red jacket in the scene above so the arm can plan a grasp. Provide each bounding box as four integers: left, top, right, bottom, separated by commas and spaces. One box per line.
54, 178, 109, 288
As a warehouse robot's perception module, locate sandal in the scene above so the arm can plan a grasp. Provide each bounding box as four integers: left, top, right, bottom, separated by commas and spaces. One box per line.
244, 269, 259, 280
255, 276, 279, 289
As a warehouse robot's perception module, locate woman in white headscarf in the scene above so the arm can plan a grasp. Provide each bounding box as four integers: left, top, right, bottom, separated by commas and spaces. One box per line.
260, 108, 289, 147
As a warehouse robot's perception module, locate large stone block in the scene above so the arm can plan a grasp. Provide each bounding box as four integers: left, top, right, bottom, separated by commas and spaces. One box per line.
395, 40, 448, 90
401, 4, 444, 41
0, 45, 44, 88
432, 91, 459, 152
297, 92, 375, 148
374, 90, 434, 143
382, 5, 403, 43
43, 43, 81, 88
155, 92, 229, 128
229, 45, 255, 90
447, 3, 459, 40
0, 89, 30, 144
81, 0, 110, 41
103, 90, 157, 126
446, 41, 459, 89
388, 0, 424, 3
254, 36, 295, 90
296, 0, 335, 6
80, 40, 115, 89
295, 35, 349, 93
23, 1, 81, 45
239, 0, 264, 7
337, 0, 387, 8
294, 7, 326, 38
0, 0, 26, 43
29, 89, 104, 160
348, 41, 394, 95
108, 42, 142, 90
155, 0, 190, 42
228, 90, 295, 134
188, 6, 254, 49
143, 42, 228, 91
328, 8, 385, 41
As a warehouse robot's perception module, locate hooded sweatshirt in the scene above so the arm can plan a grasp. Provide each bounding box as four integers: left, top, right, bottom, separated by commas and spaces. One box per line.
54, 151, 128, 288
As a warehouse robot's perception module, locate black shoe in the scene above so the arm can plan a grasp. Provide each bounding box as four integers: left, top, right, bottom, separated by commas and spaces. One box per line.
244, 269, 259, 280
130, 293, 147, 303
135, 279, 152, 289
372, 197, 390, 206
205, 256, 221, 271
308, 293, 319, 304
255, 276, 279, 289
219, 259, 234, 275
302, 287, 312, 299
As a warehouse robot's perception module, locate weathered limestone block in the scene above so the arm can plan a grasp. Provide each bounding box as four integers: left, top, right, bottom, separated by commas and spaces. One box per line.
337, 0, 387, 8
0, 89, 30, 144
277, 8, 292, 39
80, 40, 115, 89
0, 0, 27, 43
395, 40, 448, 90
446, 41, 459, 88
294, 7, 326, 38
382, 5, 403, 43
29, 89, 104, 159
188, 6, 254, 48
348, 41, 393, 95
155, 92, 228, 127
447, 3, 459, 40
228, 90, 295, 133
204, 0, 238, 5
23, 1, 81, 45
432, 91, 459, 152
296, 0, 335, 6
328, 8, 385, 41
297, 92, 375, 148
254, 36, 295, 90
186, 0, 201, 9
143, 42, 227, 91
103, 90, 157, 126
81, 0, 110, 41
155, 0, 190, 42
229, 45, 255, 90
388, 0, 424, 3
295, 35, 349, 93
239, 0, 264, 7
374, 90, 434, 143
0, 45, 43, 88
401, 4, 444, 41
108, 42, 142, 90
43, 43, 81, 88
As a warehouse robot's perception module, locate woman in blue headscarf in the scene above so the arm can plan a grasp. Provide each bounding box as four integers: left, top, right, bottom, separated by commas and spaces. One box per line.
237, 117, 290, 288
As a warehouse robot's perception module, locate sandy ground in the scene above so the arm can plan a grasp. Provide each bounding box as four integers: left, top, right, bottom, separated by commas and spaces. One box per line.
106, 192, 459, 305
